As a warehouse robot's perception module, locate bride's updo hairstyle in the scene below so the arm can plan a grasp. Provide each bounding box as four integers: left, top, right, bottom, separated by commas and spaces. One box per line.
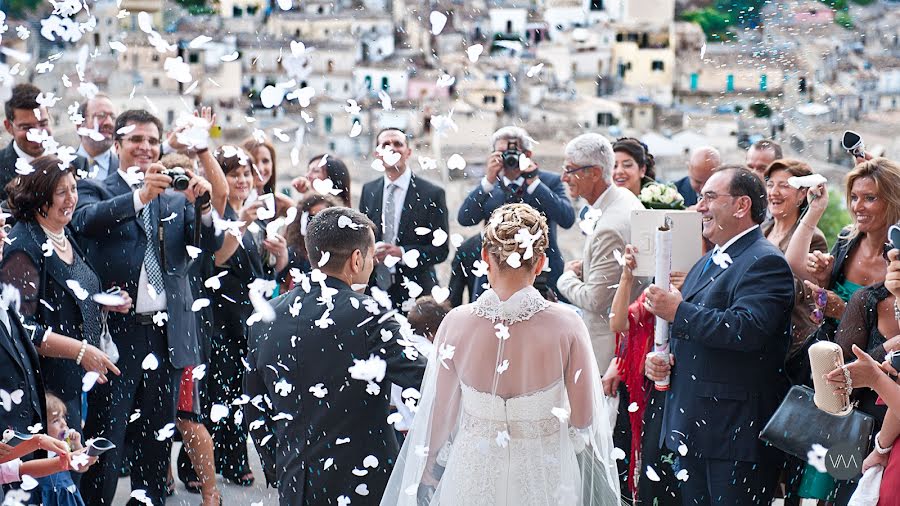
482, 203, 549, 270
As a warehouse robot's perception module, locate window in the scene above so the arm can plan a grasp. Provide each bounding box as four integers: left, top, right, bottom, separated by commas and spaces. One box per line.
506, 20, 513, 33
324, 115, 333, 133
152, 54, 160, 62
247, 5, 258, 15
364, 75, 372, 90
726, 74, 734, 92
590, 0, 603, 10
152, 77, 160, 87
381, 76, 389, 90
651, 60, 664, 71
483, 95, 496, 104
597, 112, 613, 126
759, 74, 767, 91
188, 53, 199, 64
690, 73, 698, 91
233, 6, 242, 17
327, 60, 334, 73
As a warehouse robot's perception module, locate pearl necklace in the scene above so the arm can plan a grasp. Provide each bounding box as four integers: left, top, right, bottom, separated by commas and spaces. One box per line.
40, 224, 69, 252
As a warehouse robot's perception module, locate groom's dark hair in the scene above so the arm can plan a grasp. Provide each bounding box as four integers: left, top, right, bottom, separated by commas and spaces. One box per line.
305, 207, 376, 269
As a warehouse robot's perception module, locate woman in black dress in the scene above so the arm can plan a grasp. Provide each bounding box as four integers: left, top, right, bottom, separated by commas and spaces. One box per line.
0, 156, 128, 437
206, 146, 288, 486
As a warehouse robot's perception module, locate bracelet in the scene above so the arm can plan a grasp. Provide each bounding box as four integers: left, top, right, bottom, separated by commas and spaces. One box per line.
894, 300, 900, 321
75, 340, 87, 366
875, 431, 894, 454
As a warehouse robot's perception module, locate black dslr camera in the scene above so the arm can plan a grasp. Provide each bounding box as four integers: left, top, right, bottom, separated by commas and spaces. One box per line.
501, 141, 522, 172
161, 168, 191, 191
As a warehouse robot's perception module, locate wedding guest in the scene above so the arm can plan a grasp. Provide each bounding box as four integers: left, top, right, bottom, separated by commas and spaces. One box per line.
283, 193, 340, 276
291, 154, 353, 207
612, 137, 656, 197
605, 244, 685, 502
785, 158, 900, 344
241, 137, 293, 213
457, 126, 574, 295
1, 156, 126, 435
673, 146, 720, 207
206, 145, 288, 488
645, 167, 794, 506
746, 139, 782, 181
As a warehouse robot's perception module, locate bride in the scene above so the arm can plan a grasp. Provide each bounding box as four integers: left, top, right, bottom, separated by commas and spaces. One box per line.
381, 203, 621, 505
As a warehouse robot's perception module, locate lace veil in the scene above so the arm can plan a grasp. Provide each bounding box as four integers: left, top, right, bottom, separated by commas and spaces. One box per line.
380, 286, 622, 505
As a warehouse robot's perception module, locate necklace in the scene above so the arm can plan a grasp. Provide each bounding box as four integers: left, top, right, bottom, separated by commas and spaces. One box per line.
39, 224, 69, 252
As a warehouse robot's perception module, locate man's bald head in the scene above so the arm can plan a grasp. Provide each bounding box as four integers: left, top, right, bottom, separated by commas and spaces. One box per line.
687, 146, 721, 193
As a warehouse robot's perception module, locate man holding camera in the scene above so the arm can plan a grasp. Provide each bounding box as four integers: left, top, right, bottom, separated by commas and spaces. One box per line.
458, 126, 575, 296
71, 109, 222, 505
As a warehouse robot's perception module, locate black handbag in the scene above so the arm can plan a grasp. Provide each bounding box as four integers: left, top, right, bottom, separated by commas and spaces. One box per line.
759, 385, 874, 461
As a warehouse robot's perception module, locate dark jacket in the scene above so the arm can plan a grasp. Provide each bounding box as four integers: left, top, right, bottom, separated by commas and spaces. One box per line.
673, 175, 698, 207
244, 277, 427, 504
0, 306, 48, 435
448, 233, 483, 307
457, 170, 575, 291
71, 171, 222, 368
359, 173, 450, 293
0, 142, 89, 201
663, 227, 794, 463
0, 220, 101, 402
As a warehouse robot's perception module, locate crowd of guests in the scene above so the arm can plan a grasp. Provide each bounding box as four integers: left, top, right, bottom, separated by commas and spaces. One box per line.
0, 78, 897, 506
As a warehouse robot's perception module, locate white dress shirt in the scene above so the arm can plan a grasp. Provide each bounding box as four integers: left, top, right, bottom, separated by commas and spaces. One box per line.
12, 142, 35, 163
76, 145, 114, 180
382, 167, 412, 243
120, 169, 168, 314
716, 224, 761, 255
481, 174, 541, 194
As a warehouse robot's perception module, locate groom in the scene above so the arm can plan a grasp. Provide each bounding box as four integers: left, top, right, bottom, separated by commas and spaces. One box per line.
643, 167, 794, 505
244, 207, 427, 504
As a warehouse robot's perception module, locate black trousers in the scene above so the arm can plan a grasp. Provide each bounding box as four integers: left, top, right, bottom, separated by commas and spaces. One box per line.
80, 323, 180, 506
637, 388, 682, 505
205, 315, 250, 477
676, 454, 781, 506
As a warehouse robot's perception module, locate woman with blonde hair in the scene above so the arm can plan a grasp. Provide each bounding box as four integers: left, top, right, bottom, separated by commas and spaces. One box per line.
381, 203, 620, 505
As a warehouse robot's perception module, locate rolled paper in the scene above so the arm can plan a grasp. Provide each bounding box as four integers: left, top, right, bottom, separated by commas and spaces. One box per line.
86, 437, 116, 457
787, 174, 828, 189
654, 219, 673, 391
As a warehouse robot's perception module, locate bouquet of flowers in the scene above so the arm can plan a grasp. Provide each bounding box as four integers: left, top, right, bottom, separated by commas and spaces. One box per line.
639, 182, 685, 210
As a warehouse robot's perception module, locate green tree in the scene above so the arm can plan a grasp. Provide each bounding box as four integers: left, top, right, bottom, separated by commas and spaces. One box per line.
680, 7, 734, 41
714, 0, 766, 27
819, 189, 852, 251
6, 0, 42, 18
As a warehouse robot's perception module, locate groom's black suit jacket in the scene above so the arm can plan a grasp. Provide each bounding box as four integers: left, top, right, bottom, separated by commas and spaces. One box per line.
244, 276, 427, 504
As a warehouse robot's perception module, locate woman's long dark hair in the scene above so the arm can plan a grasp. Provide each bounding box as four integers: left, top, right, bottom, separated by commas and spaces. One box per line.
309, 154, 352, 207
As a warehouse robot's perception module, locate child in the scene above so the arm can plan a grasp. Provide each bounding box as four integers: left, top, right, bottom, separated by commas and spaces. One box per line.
0, 430, 72, 505
38, 393, 92, 506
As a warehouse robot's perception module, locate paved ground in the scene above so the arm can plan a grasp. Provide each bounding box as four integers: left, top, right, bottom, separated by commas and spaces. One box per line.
113, 442, 275, 505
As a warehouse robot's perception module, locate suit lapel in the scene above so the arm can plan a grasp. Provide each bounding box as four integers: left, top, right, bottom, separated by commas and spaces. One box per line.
396, 175, 418, 242
682, 228, 762, 301
0, 311, 23, 377
369, 182, 384, 241
25, 223, 81, 304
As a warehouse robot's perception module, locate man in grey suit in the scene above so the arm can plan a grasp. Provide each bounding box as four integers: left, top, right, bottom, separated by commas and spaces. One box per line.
557, 133, 644, 371
72, 109, 221, 505
76, 94, 119, 180
245, 207, 426, 504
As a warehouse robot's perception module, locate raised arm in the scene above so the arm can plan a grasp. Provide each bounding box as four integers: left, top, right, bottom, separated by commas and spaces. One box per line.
785, 183, 830, 283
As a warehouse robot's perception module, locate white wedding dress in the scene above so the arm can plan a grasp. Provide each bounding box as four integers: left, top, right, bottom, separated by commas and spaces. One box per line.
381, 287, 621, 506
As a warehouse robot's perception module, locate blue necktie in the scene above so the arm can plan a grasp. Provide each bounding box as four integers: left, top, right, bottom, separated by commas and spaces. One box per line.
700, 249, 718, 275
579, 205, 590, 220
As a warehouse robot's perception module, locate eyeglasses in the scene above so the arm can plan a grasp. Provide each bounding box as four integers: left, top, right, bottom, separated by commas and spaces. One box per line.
562, 164, 596, 175
12, 120, 50, 132
122, 135, 161, 146
89, 112, 116, 122
698, 191, 737, 203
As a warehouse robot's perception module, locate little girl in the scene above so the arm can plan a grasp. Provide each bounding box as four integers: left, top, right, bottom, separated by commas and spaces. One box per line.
38, 393, 89, 506
0, 429, 71, 505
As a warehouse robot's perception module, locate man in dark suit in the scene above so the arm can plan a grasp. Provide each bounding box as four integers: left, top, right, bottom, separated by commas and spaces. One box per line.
644, 167, 794, 505
359, 128, 449, 309
448, 232, 483, 307
672, 146, 720, 207
244, 207, 427, 504
76, 93, 119, 180
0, 83, 89, 201
457, 126, 575, 295
71, 109, 221, 506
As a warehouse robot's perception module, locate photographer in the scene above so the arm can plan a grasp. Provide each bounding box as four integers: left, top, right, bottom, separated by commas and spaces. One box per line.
457, 126, 575, 296
71, 109, 222, 506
